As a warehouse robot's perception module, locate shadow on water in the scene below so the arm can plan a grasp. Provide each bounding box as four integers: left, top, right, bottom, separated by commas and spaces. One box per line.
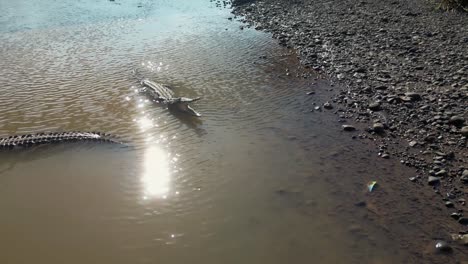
168, 107, 206, 136
0, 142, 130, 173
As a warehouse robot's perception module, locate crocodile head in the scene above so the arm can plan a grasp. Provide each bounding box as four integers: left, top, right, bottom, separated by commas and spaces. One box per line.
168, 97, 202, 117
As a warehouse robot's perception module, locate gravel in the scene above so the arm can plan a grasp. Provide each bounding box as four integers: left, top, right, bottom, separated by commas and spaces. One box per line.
231, 0, 467, 236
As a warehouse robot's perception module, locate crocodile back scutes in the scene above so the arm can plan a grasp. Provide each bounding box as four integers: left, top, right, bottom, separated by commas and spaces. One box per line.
141, 79, 174, 101
0, 132, 122, 148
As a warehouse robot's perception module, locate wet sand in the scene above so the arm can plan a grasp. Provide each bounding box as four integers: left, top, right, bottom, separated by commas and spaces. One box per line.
231, 0, 468, 262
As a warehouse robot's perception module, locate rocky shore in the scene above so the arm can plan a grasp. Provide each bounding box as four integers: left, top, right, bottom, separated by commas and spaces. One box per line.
231, 0, 467, 253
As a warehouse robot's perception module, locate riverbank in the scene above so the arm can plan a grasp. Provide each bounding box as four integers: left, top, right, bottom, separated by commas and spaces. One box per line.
231, 0, 468, 256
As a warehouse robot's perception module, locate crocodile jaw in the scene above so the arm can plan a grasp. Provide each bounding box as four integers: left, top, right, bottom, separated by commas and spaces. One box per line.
170, 97, 201, 117
172, 103, 201, 117
186, 105, 201, 117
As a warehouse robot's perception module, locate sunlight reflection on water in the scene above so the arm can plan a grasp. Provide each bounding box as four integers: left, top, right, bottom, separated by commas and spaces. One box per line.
136, 97, 175, 200
136, 116, 154, 131
141, 145, 171, 200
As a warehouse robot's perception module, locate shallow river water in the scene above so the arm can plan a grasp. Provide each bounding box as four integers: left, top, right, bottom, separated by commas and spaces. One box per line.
0, 0, 444, 263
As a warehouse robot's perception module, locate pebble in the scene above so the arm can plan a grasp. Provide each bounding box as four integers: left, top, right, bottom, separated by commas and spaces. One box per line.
461, 170, 468, 183
354, 201, 366, 207
450, 212, 462, 220
404, 92, 422, 101
459, 217, 468, 225
459, 198, 466, 205
452, 234, 468, 246
449, 116, 465, 126
428, 176, 440, 185
461, 175, 468, 184
368, 102, 381, 111
372, 123, 385, 133
409, 141, 418, 147
435, 241, 452, 253
435, 170, 447, 177
342, 125, 356, 131
323, 102, 333, 109
375, 85, 387, 90
400, 96, 413, 102
461, 126, 468, 137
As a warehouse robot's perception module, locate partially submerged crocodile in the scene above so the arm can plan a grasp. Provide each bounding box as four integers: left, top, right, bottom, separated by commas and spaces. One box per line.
0, 73, 200, 149
0, 132, 122, 149
140, 79, 202, 117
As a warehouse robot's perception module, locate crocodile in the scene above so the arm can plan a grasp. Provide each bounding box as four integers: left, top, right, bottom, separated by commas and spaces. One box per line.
0, 132, 122, 149
140, 79, 202, 117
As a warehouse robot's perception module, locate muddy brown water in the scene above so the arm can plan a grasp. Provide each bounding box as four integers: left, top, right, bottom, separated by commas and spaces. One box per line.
0, 0, 464, 263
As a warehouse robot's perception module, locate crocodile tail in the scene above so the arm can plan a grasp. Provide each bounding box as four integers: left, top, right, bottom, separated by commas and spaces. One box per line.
0, 132, 123, 149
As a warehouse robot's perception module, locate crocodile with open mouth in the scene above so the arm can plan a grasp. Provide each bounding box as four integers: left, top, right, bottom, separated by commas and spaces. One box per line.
139, 79, 202, 117
0, 132, 122, 149
0, 71, 201, 149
